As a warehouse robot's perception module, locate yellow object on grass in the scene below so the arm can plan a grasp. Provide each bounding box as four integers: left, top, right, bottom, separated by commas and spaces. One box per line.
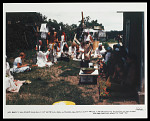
52, 101, 76, 105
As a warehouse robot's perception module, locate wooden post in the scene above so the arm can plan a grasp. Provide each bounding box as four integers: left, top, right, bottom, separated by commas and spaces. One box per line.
81, 11, 84, 28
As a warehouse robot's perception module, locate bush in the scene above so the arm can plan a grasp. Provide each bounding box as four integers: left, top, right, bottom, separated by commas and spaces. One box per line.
107, 39, 118, 43
102, 42, 109, 50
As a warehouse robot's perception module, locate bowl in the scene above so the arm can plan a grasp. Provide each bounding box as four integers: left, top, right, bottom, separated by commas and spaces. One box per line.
81, 68, 95, 74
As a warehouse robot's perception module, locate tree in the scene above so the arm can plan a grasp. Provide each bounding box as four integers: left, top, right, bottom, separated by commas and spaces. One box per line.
78, 15, 104, 30
6, 12, 46, 53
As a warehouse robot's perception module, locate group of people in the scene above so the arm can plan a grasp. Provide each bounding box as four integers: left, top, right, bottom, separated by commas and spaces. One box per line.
96, 43, 138, 99
5, 27, 95, 92
6, 26, 138, 100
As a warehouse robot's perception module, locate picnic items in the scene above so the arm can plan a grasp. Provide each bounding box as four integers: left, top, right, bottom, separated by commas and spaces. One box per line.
24, 80, 32, 84
52, 101, 76, 105
81, 68, 95, 74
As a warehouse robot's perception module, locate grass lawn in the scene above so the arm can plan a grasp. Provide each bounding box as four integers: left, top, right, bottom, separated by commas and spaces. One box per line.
6, 50, 98, 105
6, 49, 138, 105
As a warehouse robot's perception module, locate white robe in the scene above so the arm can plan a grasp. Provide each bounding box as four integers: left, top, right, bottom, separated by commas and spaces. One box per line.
36, 51, 53, 67
69, 46, 76, 58
56, 46, 61, 58
94, 46, 106, 58
6, 62, 24, 92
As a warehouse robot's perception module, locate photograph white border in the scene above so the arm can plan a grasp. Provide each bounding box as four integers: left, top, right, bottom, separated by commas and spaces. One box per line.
3, 2, 147, 119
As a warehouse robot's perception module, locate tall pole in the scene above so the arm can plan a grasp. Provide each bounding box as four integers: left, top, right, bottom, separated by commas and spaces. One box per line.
81, 11, 84, 28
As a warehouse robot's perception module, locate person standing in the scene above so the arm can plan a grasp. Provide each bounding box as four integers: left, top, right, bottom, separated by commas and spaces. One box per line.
47, 27, 58, 63
116, 34, 121, 44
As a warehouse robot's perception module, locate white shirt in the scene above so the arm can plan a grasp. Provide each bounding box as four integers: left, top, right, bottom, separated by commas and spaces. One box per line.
94, 46, 106, 56
13, 57, 22, 68
69, 46, 76, 56
105, 52, 111, 63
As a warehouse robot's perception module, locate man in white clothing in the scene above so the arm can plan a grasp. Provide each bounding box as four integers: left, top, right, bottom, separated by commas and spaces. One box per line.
13, 52, 31, 73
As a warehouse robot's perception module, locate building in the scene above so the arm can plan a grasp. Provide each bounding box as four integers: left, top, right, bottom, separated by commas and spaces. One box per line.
120, 12, 145, 104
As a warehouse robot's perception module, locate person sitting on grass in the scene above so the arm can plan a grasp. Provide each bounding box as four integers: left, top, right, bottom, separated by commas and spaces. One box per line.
32, 44, 53, 67
56, 42, 62, 59
61, 42, 69, 61
68, 41, 77, 59
76, 42, 85, 59
13, 52, 31, 73
94, 43, 106, 58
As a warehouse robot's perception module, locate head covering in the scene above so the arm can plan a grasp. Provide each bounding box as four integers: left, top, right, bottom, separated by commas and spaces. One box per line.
115, 48, 119, 51
116, 44, 120, 48
107, 47, 112, 50
98, 43, 102, 46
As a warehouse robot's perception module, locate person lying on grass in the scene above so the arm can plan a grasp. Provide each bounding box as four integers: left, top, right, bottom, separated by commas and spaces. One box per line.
13, 52, 31, 73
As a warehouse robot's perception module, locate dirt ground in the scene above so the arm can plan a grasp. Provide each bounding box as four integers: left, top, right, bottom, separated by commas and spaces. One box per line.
5, 42, 138, 105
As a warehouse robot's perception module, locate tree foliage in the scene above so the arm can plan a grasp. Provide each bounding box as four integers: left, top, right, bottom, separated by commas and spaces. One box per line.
6, 12, 105, 54
79, 16, 104, 30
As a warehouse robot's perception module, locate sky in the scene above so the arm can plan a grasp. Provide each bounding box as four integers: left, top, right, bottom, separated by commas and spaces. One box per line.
4, 3, 147, 31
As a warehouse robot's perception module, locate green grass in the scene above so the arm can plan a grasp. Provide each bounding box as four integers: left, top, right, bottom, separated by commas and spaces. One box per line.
6, 51, 95, 105
6, 49, 137, 105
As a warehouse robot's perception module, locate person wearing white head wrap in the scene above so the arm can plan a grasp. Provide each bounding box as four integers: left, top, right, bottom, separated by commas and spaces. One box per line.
36, 49, 53, 67
94, 43, 106, 58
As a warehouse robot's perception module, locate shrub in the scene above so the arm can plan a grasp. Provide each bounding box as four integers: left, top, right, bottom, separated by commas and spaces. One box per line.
102, 42, 109, 50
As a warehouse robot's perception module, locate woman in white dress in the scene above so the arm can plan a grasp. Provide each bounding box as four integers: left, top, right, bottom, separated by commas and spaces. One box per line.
6, 56, 25, 92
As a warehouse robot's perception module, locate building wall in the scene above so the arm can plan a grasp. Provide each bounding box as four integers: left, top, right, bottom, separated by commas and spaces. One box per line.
123, 12, 144, 92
